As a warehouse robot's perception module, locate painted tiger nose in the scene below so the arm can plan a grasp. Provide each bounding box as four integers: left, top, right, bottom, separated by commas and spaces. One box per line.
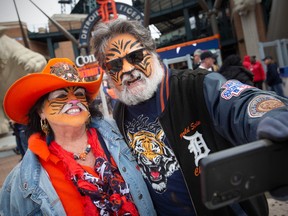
69, 99, 80, 105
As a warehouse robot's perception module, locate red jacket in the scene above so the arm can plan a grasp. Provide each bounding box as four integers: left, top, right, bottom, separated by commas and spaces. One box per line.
242, 55, 251, 70
251, 61, 266, 82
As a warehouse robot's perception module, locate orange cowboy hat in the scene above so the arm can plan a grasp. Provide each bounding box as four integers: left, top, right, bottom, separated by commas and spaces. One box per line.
4, 58, 103, 125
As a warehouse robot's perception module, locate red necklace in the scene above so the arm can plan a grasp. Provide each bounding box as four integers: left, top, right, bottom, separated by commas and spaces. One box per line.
48, 128, 139, 216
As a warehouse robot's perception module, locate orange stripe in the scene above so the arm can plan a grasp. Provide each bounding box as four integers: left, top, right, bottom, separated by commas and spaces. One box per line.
156, 34, 220, 53
160, 77, 165, 112
165, 71, 169, 102
160, 67, 170, 112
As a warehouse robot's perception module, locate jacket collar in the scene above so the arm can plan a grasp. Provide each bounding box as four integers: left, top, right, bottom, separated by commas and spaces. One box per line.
90, 117, 123, 143
156, 64, 170, 114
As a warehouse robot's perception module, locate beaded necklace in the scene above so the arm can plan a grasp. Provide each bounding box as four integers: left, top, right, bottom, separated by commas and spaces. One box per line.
73, 144, 91, 160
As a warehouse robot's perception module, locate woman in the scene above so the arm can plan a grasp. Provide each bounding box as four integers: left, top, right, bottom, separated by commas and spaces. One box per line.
219, 54, 254, 85
0, 58, 156, 216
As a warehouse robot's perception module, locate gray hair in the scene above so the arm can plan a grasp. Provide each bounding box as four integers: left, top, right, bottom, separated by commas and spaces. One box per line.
91, 19, 157, 68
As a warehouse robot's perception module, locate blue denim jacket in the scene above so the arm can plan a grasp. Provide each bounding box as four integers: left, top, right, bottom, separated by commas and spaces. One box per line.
0, 117, 156, 216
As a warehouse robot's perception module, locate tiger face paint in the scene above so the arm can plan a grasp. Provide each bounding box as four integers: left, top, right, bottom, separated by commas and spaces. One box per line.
40, 87, 90, 127
105, 33, 153, 88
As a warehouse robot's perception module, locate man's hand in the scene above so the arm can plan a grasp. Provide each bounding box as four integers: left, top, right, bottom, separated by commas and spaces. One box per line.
257, 112, 288, 142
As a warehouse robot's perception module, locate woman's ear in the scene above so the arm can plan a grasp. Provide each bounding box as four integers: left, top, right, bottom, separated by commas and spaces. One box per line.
38, 109, 45, 119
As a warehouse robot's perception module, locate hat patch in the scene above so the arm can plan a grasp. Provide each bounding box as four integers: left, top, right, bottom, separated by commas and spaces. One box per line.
50, 62, 81, 82
221, 80, 253, 100
248, 95, 285, 118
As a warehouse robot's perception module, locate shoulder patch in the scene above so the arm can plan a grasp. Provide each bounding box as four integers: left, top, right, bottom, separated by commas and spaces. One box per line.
221, 80, 253, 100
248, 94, 285, 118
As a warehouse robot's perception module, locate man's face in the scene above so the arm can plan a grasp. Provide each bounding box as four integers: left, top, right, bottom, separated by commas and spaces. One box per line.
194, 55, 200, 63
264, 59, 271, 65
40, 87, 90, 128
204, 57, 214, 68
250, 57, 256, 64
104, 33, 163, 105
105, 34, 152, 89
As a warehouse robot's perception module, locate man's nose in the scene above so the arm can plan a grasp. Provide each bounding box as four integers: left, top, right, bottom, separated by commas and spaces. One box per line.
122, 58, 134, 72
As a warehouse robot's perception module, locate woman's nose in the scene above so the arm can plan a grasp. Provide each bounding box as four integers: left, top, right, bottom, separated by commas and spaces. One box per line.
68, 99, 80, 105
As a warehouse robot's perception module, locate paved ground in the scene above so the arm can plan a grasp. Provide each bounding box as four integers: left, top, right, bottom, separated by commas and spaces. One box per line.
0, 133, 288, 215
0, 152, 21, 188
0, 132, 21, 188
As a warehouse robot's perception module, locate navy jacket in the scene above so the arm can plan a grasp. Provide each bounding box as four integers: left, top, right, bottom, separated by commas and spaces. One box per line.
266, 63, 282, 86
114, 68, 288, 215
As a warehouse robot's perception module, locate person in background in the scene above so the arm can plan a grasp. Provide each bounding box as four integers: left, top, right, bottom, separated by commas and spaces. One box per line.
242, 55, 251, 70
219, 54, 254, 85
192, 49, 202, 70
212, 54, 220, 72
198, 50, 217, 71
0, 58, 156, 216
9, 120, 21, 155
103, 79, 118, 110
250, 55, 266, 89
9, 120, 28, 158
263, 56, 285, 97
92, 18, 288, 216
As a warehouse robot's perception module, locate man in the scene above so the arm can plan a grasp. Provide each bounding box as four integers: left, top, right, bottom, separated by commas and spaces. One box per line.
263, 56, 285, 97
192, 49, 202, 70
198, 50, 217, 71
250, 55, 266, 89
92, 19, 288, 216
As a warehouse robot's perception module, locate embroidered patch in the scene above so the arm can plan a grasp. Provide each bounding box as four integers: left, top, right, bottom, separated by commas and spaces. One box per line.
183, 131, 210, 167
248, 95, 285, 118
221, 80, 253, 100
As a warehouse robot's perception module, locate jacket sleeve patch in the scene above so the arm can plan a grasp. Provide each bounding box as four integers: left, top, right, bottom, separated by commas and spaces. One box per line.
247, 94, 285, 118
221, 80, 253, 100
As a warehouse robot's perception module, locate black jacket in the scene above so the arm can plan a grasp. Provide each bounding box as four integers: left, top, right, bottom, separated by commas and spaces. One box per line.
218, 65, 254, 86
113, 68, 288, 215
266, 63, 282, 86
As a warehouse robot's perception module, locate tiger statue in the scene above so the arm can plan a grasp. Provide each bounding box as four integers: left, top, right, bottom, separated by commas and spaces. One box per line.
0, 26, 46, 135
233, 0, 261, 16
128, 129, 179, 193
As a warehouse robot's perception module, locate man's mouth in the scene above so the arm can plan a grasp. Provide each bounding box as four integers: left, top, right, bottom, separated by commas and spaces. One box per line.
125, 75, 141, 86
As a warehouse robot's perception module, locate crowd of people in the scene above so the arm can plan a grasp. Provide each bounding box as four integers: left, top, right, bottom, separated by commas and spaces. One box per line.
1, 18, 288, 216
193, 49, 286, 97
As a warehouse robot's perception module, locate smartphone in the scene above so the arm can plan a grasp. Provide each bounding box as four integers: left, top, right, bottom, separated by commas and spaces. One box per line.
199, 139, 288, 210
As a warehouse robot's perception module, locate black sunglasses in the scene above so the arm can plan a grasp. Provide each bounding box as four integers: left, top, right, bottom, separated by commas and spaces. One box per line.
105, 49, 145, 73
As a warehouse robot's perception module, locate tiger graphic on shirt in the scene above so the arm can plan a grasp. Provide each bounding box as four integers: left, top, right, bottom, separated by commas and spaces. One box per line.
127, 129, 179, 193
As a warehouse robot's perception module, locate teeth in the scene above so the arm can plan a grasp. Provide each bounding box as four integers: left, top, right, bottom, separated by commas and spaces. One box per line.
77, 103, 88, 111
61, 104, 72, 113
61, 102, 88, 114
66, 108, 80, 114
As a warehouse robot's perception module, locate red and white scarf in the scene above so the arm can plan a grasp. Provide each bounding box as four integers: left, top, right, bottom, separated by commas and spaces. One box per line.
49, 128, 139, 216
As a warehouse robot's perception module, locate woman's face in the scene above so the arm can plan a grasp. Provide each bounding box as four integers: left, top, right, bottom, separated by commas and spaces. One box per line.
39, 87, 90, 128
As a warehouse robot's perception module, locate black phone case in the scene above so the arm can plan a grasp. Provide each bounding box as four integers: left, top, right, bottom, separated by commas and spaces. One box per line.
200, 139, 288, 209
